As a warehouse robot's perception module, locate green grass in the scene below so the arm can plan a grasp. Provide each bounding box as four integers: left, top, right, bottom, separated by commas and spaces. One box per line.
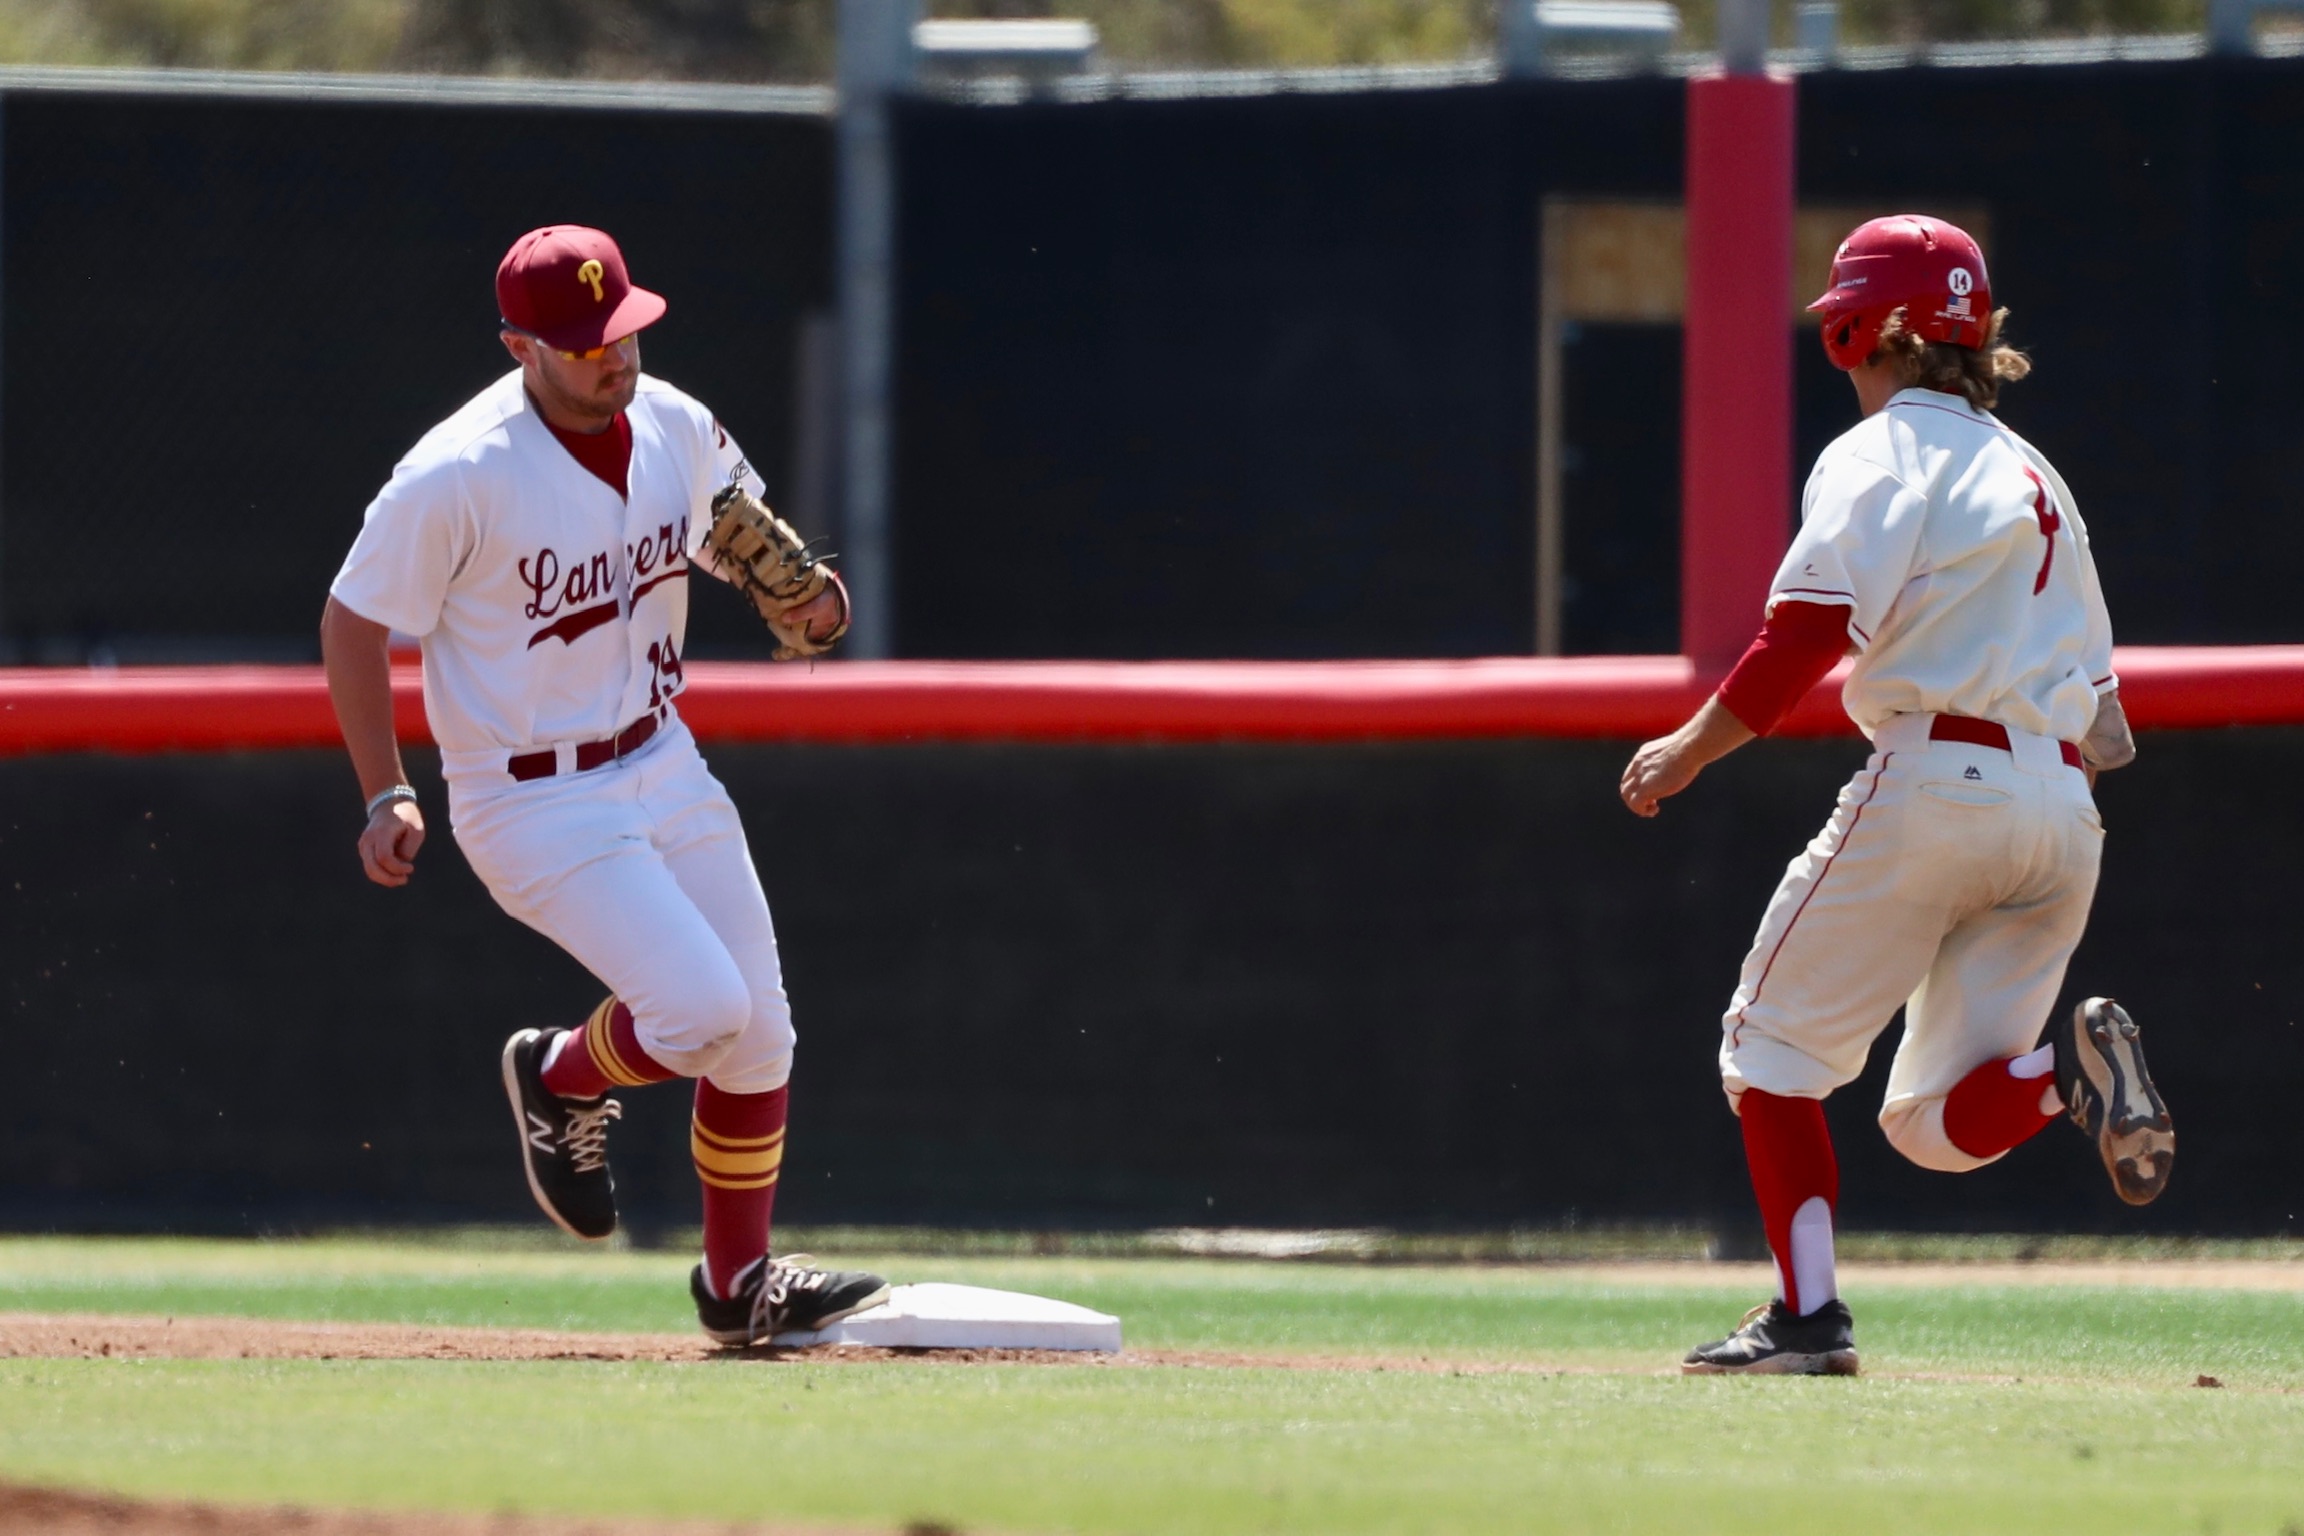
5, 1236, 2304, 1534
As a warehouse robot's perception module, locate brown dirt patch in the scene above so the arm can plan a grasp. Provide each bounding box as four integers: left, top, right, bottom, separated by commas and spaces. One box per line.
0, 1312, 1112, 1367
0, 1311, 2162, 1387
0, 1479, 897, 1535
10, 1253, 2304, 1375
0, 1313, 1653, 1378
0, 1313, 1561, 1374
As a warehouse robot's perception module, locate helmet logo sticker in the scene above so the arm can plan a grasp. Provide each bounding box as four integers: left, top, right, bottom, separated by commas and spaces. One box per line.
1947, 267, 1974, 296
577, 259, 606, 303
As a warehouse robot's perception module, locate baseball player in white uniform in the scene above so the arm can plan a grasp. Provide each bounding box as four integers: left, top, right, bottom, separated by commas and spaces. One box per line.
321, 224, 887, 1345
1619, 216, 2175, 1375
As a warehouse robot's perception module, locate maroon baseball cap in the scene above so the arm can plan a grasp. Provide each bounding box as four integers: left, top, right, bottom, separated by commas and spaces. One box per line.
496, 225, 667, 351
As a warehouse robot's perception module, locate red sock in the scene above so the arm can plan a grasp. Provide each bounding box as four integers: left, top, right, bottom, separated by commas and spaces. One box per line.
1740, 1089, 1840, 1316
694, 1080, 788, 1299
1943, 1054, 2060, 1160
540, 996, 679, 1099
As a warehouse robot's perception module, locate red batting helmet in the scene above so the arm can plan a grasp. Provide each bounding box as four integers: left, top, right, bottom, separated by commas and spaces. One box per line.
1807, 215, 1993, 372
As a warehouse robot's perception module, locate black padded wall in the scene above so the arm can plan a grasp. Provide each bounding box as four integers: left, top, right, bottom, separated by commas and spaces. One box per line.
5, 58, 2302, 659
5, 731, 2294, 1236
0, 90, 831, 656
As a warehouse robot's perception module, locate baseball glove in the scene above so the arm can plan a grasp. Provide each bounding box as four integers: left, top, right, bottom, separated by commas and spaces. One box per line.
2080, 687, 2136, 772
703, 484, 851, 660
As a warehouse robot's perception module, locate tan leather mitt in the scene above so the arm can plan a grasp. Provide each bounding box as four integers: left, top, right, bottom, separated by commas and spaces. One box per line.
703, 484, 851, 660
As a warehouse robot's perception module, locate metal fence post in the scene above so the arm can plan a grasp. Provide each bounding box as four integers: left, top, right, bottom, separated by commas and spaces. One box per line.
1717, 0, 1769, 74
1500, 0, 1543, 76
835, 0, 917, 659
2208, 0, 2256, 54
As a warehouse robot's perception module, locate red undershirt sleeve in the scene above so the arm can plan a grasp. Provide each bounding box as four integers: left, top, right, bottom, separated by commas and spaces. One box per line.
1715, 600, 1853, 737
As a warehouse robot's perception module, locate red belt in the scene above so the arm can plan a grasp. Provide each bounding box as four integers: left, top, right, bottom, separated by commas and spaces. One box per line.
1929, 714, 2083, 771
507, 710, 663, 783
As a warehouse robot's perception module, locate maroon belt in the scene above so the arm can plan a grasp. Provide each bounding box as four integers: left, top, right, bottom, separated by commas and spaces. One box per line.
507, 710, 663, 783
1929, 713, 2083, 771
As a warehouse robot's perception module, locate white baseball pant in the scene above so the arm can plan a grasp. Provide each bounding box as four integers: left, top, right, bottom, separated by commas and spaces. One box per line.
450, 717, 796, 1094
1719, 712, 2104, 1172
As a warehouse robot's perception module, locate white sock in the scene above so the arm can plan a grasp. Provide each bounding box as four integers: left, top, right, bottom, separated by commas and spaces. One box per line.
539, 1029, 572, 1077
1789, 1196, 1838, 1314
2010, 1044, 2062, 1114
2009, 1044, 2056, 1080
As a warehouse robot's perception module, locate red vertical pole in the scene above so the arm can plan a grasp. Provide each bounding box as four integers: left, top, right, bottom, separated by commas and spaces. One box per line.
1681, 72, 1797, 669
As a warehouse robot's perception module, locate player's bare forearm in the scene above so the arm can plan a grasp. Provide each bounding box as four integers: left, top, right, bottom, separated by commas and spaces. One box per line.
1619, 697, 1758, 818
321, 597, 411, 798
320, 596, 427, 886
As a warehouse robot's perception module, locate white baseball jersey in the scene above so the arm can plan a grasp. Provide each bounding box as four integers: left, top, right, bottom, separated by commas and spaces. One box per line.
333, 368, 795, 1095
331, 370, 761, 791
1721, 386, 2115, 1177
1769, 387, 2115, 743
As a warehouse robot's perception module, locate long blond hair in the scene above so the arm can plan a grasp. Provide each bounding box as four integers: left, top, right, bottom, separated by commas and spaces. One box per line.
1872, 306, 2032, 410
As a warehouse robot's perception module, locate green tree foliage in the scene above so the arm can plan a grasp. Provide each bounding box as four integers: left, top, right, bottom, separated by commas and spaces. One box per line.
394, 0, 833, 79
936, 0, 1491, 68
0, 0, 2225, 77
943, 0, 2210, 63
1835, 0, 2205, 44
0, 0, 835, 75
0, 0, 408, 70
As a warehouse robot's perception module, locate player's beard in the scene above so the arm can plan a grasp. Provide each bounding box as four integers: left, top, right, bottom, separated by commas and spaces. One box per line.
587, 366, 640, 418
537, 357, 639, 430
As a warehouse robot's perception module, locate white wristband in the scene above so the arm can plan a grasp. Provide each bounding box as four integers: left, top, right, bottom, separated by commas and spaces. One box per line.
365, 784, 419, 818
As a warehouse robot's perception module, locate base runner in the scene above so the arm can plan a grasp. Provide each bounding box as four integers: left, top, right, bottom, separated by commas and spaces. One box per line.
321, 224, 887, 1346
1619, 215, 2176, 1376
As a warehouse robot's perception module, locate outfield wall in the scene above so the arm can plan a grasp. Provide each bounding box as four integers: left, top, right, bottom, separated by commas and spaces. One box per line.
892, 55, 2304, 659
5, 55, 2304, 661
0, 82, 832, 661
7, 55, 2303, 1237
6, 722, 2298, 1238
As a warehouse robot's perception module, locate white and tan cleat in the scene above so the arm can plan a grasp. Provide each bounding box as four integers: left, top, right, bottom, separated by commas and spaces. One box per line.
2054, 998, 2175, 1206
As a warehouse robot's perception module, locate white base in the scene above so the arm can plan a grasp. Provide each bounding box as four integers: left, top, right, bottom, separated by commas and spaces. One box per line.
772, 1282, 1121, 1352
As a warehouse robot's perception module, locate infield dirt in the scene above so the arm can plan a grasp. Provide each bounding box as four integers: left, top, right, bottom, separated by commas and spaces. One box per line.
9, 1256, 2304, 1368
10, 1262, 2302, 1535
0, 1479, 898, 1535
9, 1248, 2304, 1375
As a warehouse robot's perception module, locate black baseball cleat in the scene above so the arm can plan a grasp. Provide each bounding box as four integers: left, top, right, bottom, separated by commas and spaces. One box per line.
691, 1255, 893, 1347
2054, 997, 2175, 1206
1682, 1299, 1860, 1376
500, 1027, 621, 1241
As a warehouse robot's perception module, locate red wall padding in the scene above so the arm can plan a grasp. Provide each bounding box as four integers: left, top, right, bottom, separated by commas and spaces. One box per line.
3, 647, 2301, 756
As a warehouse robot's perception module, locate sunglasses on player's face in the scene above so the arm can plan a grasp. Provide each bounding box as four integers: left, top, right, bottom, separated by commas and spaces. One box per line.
507, 327, 638, 363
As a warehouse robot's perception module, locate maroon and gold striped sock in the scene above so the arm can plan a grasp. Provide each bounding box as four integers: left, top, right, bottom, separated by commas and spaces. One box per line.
540, 996, 679, 1099
693, 1080, 788, 1300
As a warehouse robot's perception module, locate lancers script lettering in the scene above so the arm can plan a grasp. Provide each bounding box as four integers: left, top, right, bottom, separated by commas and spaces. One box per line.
519, 517, 691, 648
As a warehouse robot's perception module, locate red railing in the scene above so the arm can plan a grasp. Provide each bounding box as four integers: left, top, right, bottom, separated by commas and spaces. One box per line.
3, 646, 2301, 755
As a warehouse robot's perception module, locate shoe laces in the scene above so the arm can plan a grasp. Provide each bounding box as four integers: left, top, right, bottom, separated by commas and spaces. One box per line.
743, 1254, 828, 1337
563, 1098, 621, 1173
